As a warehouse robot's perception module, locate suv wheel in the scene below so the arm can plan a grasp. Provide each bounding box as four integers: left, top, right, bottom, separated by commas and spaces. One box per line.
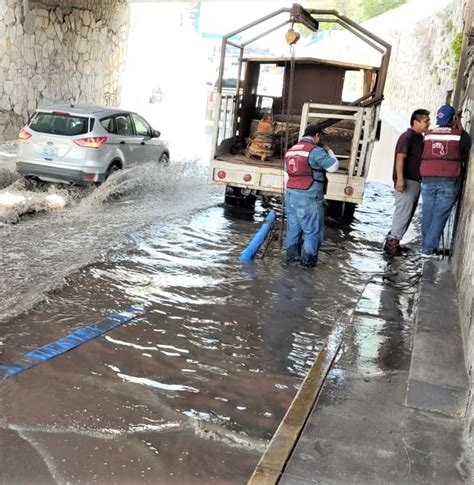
105, 163, 121, 180
158, 152, 169, 164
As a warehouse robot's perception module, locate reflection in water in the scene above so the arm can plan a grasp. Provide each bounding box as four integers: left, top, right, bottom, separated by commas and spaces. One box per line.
262, 266, 331, 376
0, 178, 423, 482
348, 225, 422, 377
112, 370, 201, 394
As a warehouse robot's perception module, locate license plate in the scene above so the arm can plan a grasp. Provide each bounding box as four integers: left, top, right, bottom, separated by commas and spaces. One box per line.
41, 147, 58, 157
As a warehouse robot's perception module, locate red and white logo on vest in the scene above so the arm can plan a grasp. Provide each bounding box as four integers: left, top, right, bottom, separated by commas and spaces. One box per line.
287, 157, 298, 173
432, 141, 448, 157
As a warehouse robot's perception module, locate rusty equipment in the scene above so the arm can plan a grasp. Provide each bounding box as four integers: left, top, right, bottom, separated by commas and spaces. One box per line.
246, 114, 275, 161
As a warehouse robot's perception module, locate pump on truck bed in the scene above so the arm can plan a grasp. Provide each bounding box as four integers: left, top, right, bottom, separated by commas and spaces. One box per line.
207, 3, 391, 218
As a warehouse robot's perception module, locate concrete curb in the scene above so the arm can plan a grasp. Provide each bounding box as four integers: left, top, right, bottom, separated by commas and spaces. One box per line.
248, 321, 346, 484
406, 260, 469, 417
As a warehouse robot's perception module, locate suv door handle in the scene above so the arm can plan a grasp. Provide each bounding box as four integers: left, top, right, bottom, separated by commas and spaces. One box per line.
120, 140, 126, 144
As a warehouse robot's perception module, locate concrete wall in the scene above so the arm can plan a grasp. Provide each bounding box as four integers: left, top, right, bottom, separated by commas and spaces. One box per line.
0, 0, 130, 140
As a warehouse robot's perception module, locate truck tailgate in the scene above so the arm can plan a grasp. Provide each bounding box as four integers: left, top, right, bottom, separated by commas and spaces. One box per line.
208, 158, 284, 194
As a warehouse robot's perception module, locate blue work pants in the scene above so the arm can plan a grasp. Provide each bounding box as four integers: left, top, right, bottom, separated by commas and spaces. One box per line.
421, 177, 459, 254
286, 190, 324, 267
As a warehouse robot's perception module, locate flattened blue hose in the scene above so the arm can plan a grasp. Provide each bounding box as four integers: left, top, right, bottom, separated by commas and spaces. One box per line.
239, 210, 276, 261
0, 304, 144, 381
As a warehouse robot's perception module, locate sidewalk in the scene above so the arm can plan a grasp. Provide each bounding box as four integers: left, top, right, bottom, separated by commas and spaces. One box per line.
252, 255, 471, 484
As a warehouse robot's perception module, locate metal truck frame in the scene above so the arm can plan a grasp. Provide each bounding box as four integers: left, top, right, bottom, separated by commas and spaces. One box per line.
207, 4, 391, 215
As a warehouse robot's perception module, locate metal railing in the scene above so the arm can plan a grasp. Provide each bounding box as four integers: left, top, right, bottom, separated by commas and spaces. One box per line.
301, 102, 380, 178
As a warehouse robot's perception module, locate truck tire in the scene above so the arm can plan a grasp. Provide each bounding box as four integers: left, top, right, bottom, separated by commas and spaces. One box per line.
261, 195, 272, 208
224, 194, 256, 209
224, 188, 256, 209
241, 195, 257, 209
326, 200, 356, 220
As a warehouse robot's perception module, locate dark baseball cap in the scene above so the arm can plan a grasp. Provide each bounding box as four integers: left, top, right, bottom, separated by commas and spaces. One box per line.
436, 104, 455, 126
303, 124, 327, 137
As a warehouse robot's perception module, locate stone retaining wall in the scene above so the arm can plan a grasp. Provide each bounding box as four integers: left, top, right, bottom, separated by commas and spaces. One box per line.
0, 0, 130, 140
363, 0, 464, 120
453, 10, 474, 468
353, 0, 473, 464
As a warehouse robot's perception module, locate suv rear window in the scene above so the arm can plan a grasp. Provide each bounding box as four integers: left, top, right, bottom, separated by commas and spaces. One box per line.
100, 116, 116, 134
29, 112, 90, 136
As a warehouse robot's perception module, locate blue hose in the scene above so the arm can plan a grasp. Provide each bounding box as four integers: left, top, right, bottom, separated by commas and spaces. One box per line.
239, 210, 276, 261
0, 304, 144, 381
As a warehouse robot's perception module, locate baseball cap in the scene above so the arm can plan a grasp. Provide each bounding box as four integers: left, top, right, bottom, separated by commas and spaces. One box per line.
303, 124, 327, 137
436, 104, 455, 126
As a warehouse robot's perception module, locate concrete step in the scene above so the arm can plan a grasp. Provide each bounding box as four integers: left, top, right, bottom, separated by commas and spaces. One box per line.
406, 260, 470, 417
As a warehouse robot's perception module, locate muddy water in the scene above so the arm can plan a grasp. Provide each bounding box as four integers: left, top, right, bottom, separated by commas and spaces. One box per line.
0, 153, 220, 322
0, 149, 417, 483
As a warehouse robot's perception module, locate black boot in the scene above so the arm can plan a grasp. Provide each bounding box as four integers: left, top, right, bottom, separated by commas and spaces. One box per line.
383, 238, 402, 256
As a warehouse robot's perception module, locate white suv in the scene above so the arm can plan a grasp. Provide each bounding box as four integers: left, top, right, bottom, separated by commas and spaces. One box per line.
17, 105, 169, 184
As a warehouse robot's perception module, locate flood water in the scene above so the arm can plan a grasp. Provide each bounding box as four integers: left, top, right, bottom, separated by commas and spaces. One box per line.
0, 143, 421, 483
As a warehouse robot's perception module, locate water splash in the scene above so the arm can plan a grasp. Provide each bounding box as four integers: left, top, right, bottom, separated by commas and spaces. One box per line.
0, 156, 222, 322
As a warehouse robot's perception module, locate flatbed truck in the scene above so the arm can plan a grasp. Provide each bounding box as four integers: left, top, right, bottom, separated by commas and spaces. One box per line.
207, 4, 391, 217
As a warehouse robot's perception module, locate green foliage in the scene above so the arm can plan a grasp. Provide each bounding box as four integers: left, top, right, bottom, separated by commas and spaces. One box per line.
305, 0, 408, 22
451, 32, 463, 68
359, 0, 407, 21
297, 0, 409, 36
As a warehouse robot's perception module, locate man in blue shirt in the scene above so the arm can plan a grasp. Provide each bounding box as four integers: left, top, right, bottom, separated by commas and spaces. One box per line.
285, 124, 339, 267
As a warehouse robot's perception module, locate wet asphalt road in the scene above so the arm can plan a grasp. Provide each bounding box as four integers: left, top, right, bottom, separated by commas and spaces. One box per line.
0, 151, 425, 483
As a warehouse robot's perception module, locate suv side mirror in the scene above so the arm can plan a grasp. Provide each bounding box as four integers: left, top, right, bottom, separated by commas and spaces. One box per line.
151, 129, 161, 138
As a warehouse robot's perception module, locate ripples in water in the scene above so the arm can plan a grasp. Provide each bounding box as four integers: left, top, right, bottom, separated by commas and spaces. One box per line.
0, 180, 424, 482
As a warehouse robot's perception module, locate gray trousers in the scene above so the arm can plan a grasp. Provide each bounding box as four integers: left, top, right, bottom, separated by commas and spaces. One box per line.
388, 179, 420, 241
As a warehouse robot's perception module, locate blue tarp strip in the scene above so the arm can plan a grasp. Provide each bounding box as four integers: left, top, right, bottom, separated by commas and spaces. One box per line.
0, 304, 144, 381
239, 210, 276, 261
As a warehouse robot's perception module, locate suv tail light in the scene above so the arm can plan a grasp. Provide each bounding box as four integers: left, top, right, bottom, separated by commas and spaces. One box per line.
74, 137, 108, 149
19, 128, 32, 140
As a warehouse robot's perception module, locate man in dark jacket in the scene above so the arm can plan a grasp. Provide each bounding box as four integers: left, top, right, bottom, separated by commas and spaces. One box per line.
420, 104, 471, 257
384, 109, 430, 256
